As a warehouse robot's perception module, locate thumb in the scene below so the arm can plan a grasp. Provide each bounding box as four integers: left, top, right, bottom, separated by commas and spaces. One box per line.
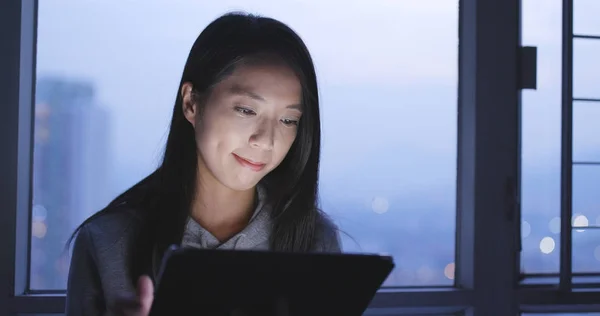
137, 275, 154, 315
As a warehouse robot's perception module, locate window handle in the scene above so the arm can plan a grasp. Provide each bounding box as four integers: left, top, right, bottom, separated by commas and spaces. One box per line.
519, 46, 538, 90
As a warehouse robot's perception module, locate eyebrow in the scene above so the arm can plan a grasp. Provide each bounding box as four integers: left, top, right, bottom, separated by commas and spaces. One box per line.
229, 84, 265, 101
228, 84, 303, 111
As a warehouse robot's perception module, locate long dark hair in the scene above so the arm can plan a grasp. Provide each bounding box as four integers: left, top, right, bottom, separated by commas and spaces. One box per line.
68, 12, 324, 283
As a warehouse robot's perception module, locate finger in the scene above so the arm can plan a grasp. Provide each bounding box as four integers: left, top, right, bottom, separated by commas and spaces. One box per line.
113, 296, 141, 316
137, 275, 154, 315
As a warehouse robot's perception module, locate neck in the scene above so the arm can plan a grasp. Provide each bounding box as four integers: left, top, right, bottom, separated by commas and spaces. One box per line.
190, 161, 256, 241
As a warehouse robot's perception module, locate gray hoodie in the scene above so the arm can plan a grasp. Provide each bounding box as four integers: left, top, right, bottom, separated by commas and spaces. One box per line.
64, 192, 341, 316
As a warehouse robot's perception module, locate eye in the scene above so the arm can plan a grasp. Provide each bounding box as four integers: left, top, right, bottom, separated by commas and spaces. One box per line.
234, 106, 256, 116
281, 118, 299, 126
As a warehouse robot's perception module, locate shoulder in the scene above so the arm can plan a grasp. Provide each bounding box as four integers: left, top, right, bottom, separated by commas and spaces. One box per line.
70, 206, 143, 303
75, 206, 144, 256
312, 212, 342, 253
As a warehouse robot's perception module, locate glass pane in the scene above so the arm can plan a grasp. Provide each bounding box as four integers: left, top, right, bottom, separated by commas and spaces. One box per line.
32, 0, 458, 290
574, 0, 600, 36
574, 274, 600, 283
573, 101, 600, 162
573, 165, 600, 273
520, 0, 562, 273
573, 162, 600, 225
574, 38, 600, 100
573, 228, 600, 273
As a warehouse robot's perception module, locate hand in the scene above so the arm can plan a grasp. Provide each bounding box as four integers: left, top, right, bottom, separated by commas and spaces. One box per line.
114, 275, 154, 316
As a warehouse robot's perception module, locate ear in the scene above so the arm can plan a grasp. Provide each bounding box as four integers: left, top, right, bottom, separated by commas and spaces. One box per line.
181, 82, 197, 127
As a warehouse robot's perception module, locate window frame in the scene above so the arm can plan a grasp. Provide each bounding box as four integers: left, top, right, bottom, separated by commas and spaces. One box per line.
518, 0, 600, 313
2, 0, 597, 315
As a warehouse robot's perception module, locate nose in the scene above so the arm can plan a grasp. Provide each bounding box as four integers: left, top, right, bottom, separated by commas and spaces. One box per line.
249, 120, 275, 150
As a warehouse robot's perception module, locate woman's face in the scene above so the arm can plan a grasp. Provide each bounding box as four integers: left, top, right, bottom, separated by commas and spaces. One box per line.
182, 61, 303, 191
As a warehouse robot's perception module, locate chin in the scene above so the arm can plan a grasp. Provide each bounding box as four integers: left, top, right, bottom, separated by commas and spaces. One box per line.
224, 177, 262, 192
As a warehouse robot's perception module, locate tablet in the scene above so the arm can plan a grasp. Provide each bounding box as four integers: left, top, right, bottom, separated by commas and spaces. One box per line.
149, 247, 394, 316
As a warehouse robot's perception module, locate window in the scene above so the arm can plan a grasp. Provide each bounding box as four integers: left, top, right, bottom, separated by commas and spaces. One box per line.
521, 0, 600, 286
8, 0, 575, 315
571, 0, 600, 282
520, 0, 563, 275
521, 0, 600, 279
518, 0, 600, 315
31, 0, 459, 290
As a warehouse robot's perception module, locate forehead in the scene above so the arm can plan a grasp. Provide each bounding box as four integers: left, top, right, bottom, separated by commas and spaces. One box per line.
213, 62, 302, 104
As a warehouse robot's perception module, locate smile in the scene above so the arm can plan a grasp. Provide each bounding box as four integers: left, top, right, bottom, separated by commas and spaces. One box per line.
232, 154, 266, 172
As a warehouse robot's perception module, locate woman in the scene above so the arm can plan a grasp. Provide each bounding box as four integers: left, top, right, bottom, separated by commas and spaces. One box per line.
65, 11, 341, 316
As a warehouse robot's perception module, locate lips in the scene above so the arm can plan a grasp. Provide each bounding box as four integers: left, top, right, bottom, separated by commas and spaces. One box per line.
233, 154, 266, 172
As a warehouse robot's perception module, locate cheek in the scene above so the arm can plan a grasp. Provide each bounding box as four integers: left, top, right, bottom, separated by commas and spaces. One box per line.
194, 114, 224, 158
195, 129, 211, 154
195, 117, 212, 147
195, 114, 248, 156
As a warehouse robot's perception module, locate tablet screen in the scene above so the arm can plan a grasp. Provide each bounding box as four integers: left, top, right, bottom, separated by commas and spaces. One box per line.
150, 248, 394, 316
